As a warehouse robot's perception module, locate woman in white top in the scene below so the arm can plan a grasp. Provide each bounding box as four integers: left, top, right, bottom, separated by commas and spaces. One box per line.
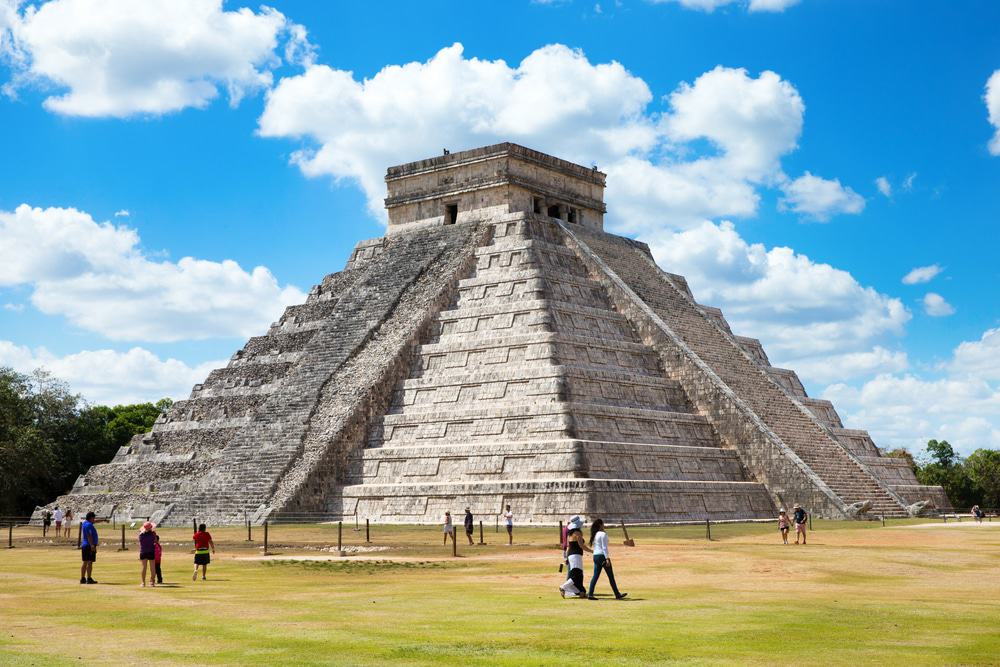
587, 518, 627, 600
443, 511, 454, 544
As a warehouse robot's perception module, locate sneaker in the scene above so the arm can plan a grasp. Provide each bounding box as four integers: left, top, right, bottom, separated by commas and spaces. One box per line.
615, 592, 628, 599
86, 579, 97, 584
192, 571, 197, 581
587, 595, 597, 600
559, 588, 566, 599
202, 576, 206, 580
80, 577, 86, 585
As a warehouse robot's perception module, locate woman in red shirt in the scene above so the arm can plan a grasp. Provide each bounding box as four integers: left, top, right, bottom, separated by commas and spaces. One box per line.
192, 523, 216, 581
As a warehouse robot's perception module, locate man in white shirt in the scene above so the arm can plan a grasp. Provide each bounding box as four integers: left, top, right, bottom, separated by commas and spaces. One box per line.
52, 506, 64, 537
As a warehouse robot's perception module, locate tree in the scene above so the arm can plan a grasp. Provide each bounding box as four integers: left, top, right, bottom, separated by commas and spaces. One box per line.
915, 439, 979, 510
965, 449, 1000, 509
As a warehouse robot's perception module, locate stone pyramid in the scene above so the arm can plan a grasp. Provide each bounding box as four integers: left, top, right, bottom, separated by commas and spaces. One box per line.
41, 143, 949, 525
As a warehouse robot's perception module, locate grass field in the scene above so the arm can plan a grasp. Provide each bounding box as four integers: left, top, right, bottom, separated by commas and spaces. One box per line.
1, 518, 998, 666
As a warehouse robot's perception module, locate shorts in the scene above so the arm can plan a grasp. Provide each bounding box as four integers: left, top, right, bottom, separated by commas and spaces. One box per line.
81, 546, 97, 562
194, 552, 211, 566
506, 524, 513, 533
139, 551, 155, 561
465, 526, 474, 535
796, 523, 807, 533
55, 521, 62, 529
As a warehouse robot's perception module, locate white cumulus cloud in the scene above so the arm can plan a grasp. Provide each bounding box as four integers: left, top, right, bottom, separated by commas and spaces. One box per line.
950, 327, 1000, 381
260, 46, 862, 230
0, 204, 305, 341
779, 172, 865, 221
901, 264, 942, 285
651, 0, 799, 12
922, 292, 955, 317
986, 69, 1000, 156
875, 176, 892, 197
0, 340, 221, 405
648, 219, 910, 380
1, 0, 312, 117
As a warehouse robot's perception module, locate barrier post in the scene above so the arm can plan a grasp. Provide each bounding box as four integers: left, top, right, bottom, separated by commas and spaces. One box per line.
263, 521, 269, 555
192, 518, 197, 532
881, 514, 885, 527
365, 519, 370, 544
495, 515, 499, 533
246, 511, 252, 541
478, 520, 484, 545
558, 520, 563, 548
338, 521, 343, 553
118, 525, 127, 551
355, 514, 359, 532
705, 518, 712, 541
77, 522, 81, 547
7, 523, 13, 549
451, 527, 457, 557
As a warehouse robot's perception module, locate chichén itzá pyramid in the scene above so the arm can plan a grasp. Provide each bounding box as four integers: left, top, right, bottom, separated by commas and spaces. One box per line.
39, 143, 951, 525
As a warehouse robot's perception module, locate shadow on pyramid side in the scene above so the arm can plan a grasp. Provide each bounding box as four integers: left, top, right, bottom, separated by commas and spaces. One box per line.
39, 144, 950, 526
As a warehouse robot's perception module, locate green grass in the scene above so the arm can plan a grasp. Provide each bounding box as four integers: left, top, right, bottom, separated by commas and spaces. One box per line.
1, 520, 998, 666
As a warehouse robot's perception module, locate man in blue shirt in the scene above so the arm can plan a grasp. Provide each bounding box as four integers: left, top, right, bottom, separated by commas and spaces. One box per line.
80, 511, 99, 584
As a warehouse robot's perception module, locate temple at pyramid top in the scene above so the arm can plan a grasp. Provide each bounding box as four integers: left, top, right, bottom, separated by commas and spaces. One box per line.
384, 142, 607, 233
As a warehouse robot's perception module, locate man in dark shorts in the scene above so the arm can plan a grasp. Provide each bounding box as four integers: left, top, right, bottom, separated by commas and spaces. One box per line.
80, 511, 99, 584
464, 507, 474, 545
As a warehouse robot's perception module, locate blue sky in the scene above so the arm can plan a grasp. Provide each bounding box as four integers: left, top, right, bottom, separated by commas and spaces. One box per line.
1, 0, 998, 455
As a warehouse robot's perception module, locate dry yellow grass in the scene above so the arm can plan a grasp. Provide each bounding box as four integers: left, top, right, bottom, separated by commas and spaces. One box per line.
1, 519, 998, 666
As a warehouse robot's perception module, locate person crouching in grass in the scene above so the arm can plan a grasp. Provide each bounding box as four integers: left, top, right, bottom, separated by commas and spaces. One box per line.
138, 522, 156, 587
192, 524, 215, 581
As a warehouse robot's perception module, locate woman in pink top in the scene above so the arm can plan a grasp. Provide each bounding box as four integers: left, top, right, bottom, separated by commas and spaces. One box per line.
778, 509, 790, 544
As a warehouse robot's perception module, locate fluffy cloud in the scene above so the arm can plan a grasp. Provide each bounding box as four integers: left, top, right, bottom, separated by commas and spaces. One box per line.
0, 340, 221, 405
261, 46, 861, 229
652, 0, 799, 12
1, 0, 312, 117
986, 69, 1000, 156
875, 176, 892, 197
923, 292, 955, 317
824, 373, 1000, 456
779, 172, 865, 221
950, 327, 1000, 381
901, 264, 942, 285
648, 219, 910, 378
260, 43, 656, 218
0, 204, 305, 341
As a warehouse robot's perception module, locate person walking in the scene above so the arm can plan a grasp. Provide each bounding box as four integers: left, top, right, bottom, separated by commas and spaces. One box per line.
79, 511, 99, 584
53, 506, 64, 537
153, 533, 163, 584
504, 505, 513, 545
192, 523, 215, 581
587, 518, 626, 600
778, 509, 790, 544
138, 522, 156, 587
559, 516, 590, 598
463, 507, 474, 545
64, 509, 73, 540
42, 509, 52, 537
972, 505, 984, 524
793, 504, 808, 545
443, 511, 454, 545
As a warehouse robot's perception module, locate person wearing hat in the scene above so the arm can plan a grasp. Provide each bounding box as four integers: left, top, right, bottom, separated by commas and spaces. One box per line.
138, 521, 157, 587
463, 507, 474, 545
559, 515, 591, 598
793, 504, 808, 544
778, 509, 790, 544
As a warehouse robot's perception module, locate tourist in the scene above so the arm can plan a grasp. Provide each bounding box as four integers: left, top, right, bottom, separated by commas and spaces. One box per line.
64, 509, 73, 540
443, 511, 454, 545
154, 533, 163, 584
138, 522, 156, 587
793, 504, 808, 545
192, 523, 215, 581
559, 516, 590, 598
778, 509, 790, 544
587, 518, 626, 600
79, 511, 98, 584
972, 505, 984, 524
504, 505, 513, 545
42, 509, 52, 537
53, 506, 64, 538
464, 507, 474, 545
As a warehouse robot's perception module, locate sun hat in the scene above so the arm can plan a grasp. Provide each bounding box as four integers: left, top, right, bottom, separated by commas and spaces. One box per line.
568, 515, 584, 530
142, 521, 154, 532
793, 503, 801, 509
779, 508, 786, 513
